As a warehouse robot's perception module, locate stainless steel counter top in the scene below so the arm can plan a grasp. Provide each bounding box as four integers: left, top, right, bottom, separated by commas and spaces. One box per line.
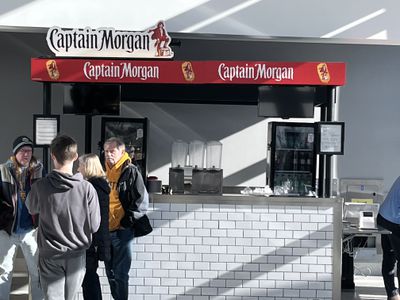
150, 193, 343, 206
343, 224, 390, 236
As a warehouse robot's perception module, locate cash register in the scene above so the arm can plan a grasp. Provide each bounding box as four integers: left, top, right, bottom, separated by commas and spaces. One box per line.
359, 211, 376, 229
343, 202, 379, 230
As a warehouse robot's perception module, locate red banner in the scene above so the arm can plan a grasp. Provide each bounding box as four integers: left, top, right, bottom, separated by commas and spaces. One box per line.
31, 58, 346, 86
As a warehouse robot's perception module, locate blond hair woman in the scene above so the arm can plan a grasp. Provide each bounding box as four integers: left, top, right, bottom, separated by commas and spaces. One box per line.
78, 153, 110, 300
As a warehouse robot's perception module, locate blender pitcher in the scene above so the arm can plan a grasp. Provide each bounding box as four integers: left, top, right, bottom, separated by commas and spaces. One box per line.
171, 140, 188, 168
192, 140, 223, 195
189, 140, 205, 169
206, 140, 222, 169
169, 140, 188, 194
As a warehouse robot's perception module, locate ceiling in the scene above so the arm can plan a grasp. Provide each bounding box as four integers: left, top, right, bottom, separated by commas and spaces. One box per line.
0, 0, 399, 43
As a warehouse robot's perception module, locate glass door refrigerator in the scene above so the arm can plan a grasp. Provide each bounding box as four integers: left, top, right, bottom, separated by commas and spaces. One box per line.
267, 122, 316, 196
100, 117, 148, 180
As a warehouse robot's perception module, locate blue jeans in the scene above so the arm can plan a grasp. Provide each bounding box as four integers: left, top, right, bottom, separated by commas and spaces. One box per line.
377, 214, 400, 298
105, 228, 134, 300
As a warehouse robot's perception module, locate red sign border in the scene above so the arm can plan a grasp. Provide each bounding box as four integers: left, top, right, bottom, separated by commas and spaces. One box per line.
31, 58, 346, 86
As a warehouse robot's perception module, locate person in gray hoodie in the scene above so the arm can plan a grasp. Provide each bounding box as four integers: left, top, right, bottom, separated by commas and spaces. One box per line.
26, 135, 100, 300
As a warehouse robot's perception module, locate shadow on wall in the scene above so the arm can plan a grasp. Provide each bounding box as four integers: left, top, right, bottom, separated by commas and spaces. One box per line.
177, 227, 333, 298
0, 1, 36, 16
0, 0, 399, 41
122, 102, 266, 175
166, 0, 398, 40
223, 159, 266, 186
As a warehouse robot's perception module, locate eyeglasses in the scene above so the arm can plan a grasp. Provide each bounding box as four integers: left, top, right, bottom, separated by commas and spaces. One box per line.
18, 148, 33, 154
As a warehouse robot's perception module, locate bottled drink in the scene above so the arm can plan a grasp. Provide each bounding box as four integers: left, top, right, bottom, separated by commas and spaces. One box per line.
135, 147, 142, 160
275, 174, 281, 187
299, 152, 305, 171
293, 176, 299, 194
275, 152, 281, 170
298, 174, 305, 195
306, 152, 312, 171
293, 151, 298, 171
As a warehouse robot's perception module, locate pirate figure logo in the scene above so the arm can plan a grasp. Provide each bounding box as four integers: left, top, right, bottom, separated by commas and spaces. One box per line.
317, 63, 330, 83
46, 59, 60, 80
148, 21, 173, 57
181, 61, 195, 81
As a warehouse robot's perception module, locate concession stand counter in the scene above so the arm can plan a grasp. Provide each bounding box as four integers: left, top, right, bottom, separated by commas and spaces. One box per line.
30, 25, 346, 299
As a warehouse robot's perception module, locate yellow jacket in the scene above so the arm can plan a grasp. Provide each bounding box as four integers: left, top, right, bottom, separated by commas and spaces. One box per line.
106, 152, 131, 231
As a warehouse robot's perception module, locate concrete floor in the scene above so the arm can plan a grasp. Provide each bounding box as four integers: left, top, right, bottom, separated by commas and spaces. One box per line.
10, 272, 29, 300
8, 247, 389, 300
10, 274, 388, 300
341, 275, 387, 300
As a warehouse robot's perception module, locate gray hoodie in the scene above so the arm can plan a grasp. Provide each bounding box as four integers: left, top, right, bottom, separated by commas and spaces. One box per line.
26, 170, 100, 258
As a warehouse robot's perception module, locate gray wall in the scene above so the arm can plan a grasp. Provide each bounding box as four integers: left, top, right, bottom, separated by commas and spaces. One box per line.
1, 30, 398, 192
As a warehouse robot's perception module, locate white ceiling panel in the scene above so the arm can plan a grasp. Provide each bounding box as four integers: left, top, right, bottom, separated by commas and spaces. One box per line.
0, 0, 399, 43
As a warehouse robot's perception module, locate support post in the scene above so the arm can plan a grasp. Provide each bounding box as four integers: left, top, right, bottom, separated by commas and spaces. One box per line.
85, 115, 92, 153
318, 105, 327, 197
43, 83, 52, 173
324, 88, 334, 197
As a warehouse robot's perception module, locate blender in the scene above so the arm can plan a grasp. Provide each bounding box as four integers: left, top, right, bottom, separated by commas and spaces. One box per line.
192, 140, 223, 195
169, 140, 187, 194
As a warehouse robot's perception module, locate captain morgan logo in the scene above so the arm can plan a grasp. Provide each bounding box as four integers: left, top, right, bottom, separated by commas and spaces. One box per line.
317, 63, 330, 83
181, 61, 195, 81
46, 59, 60, 80
46, 21, 174, 59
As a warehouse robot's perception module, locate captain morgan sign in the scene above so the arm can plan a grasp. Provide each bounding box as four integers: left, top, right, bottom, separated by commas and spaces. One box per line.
46, 21, 173, 59
31, 58, 346, 86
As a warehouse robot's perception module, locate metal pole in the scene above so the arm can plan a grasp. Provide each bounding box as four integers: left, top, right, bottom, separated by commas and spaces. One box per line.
331, 87, 340, 197
43, 83, 52, 173
325, 155, 331, 197
324, 89, 333, 197
318, 105, 327, 197
85, 115, 92, 153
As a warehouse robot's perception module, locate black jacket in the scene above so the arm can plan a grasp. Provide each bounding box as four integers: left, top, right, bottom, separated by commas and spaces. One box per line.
0, 159, 43, 235
118, 162, 149, 229
88, 176, 111, 261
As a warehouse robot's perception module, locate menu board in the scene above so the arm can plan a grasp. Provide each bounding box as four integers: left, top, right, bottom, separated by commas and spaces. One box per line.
316, 122, 345, 154
33, 115, 60, 146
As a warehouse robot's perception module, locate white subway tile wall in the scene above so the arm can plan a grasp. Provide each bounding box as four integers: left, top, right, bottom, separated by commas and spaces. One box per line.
79, 202, 335, 300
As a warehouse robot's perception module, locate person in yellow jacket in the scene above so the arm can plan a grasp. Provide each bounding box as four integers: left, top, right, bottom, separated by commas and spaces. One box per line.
103, 137, 149, 300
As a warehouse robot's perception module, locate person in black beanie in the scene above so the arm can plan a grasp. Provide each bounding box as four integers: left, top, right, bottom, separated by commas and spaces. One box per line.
0, 136, 44, 300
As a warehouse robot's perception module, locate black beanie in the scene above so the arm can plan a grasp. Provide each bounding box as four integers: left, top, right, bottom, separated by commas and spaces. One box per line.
13, 136, 33, 155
